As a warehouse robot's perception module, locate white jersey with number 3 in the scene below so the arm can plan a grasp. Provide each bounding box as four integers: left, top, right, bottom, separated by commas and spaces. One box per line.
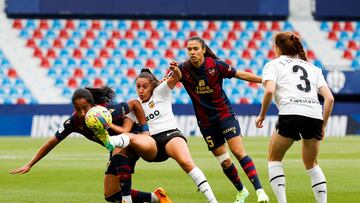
139, 81, 179, 135
262, 55, 328, 120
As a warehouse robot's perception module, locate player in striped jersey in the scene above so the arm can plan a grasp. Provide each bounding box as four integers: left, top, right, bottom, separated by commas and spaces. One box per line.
255, 32, 334, 203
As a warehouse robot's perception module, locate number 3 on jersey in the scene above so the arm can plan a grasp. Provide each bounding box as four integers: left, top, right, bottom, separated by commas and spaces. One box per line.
205, 136, 214, 148
293, 65, 311, 92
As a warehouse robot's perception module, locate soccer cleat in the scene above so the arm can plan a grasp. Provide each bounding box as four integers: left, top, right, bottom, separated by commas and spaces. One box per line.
234, 187, 249, 203
154, 187, 174, 203
256, 189, 269, 203
95, 129, 114, 152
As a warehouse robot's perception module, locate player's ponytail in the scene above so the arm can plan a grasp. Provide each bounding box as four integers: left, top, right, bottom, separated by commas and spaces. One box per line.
137, 68, 160, 88
275, 32, 307, 61
85, 86, 115, 105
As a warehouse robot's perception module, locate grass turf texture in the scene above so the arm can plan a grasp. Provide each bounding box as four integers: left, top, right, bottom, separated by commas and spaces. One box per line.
1, 136, 359, 202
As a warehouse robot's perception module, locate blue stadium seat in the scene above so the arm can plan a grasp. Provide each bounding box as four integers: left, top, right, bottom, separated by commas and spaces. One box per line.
245, 21, 256, 31
181, 21, 191, 31
132, 39, 142, 48
39, 39, 51, 49
283, 21, 294, 31
78, 20, 89, 30
219, 21, 230, 31
320, 22, 330, 31
155, 20, 166, 31
92, 39, 103, 49
45, 30, 57, 39
117, 21, 127, 30
195, 21, 204, 31
25, 20, 36, 29
106, 59, 117, 68
65, 39, 77, 49
118, 39, 129, 48
80, 78, 91, 87
98, 31, 109, 40
86, 49, 97, 58
80, 59, 91, 68
52, 20, 63, 30
19, 29, 30, 39
104, 20, 114, 30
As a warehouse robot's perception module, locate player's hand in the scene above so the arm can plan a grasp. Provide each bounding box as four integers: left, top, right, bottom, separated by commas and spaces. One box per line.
255, 115, 265, 128
169, 60, 179, 71
9, 165, 31, 175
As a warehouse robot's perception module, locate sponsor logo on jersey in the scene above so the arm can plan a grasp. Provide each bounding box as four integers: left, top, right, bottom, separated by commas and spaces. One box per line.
222, 126, 237, 134
149, 101, 155, 108
146, 110, 160, 121
198, 80, 205, 87
208, 68, 216, 76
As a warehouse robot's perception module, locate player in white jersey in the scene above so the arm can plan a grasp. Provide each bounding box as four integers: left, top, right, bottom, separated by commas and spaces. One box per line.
110, 64, 218, 203
255, 32, 334, 203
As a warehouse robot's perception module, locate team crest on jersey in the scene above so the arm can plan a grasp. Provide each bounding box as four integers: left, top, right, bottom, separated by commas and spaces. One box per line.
208, 68, 216, 76
148, 101, 155, 108
198, 80, 205, 87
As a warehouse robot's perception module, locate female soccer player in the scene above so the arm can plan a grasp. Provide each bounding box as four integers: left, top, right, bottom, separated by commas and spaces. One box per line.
9, 86, 170, 203
170, 36, 269, 203
255, 32, 334, 203
110, 66, 218, 203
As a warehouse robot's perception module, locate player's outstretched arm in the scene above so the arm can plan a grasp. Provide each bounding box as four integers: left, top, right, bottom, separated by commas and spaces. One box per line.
109, 117, 134, 134
9, 136, 60, 175
234, 70, 262, 83
167, 60, 182, 89
256, 80, 275, 128
127, 99, 150, 135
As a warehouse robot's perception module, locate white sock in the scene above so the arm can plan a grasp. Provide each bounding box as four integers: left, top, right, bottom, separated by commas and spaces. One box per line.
188, 167, 217, 203
151, 192, 159, 203
110, 134, 130, 148
123, 195, 132, 203
307, 165, 327, 203
269, 161, 287, 203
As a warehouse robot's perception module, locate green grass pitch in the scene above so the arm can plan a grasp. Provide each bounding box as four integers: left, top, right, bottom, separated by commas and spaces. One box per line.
1, 136, 360, 202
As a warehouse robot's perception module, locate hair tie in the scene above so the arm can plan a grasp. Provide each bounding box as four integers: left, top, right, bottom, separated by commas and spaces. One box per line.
290, 34, 295, 41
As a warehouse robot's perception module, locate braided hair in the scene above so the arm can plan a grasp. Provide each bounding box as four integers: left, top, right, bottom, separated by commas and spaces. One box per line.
274, 32, 307, 61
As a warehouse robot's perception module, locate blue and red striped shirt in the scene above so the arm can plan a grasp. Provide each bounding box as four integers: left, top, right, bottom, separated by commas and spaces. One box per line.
179, 57, 236, 127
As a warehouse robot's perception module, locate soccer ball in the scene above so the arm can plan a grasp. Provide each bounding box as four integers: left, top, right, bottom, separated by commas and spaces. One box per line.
85, 106, 112, 131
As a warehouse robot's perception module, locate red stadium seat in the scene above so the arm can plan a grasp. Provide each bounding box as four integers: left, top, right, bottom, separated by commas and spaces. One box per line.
222, 40, 233, 49
327, 31, 338, 40
12, 19, 23, 29
271, 21, 281, 31
348, 40, 358, 50
93, 78, 104, 88
73, 49, 83, 59
91, 20, 102, 30
145, 39, 155, 49
227, 31, 237, 40
242, 50, 252, 59
93, 58, 103, 68
73, 68, 84, 78
267, 50, 276, 59
248, 40, 258, 49
130, 21, 140, 30
85, 30, 95, 39
59, 29, 69, 39
165, 49, 175, 59
189, 31, 198, 38
127, 68, 137, 77
16, 97, 26, 104
343, 50, 353, 59
202, 30, 212, 40
248, 82, 258, 88
146, 59, 156, 68
143, 20, 153, 30
307, 50, 316, 60
53, 38, 63, 48
224, 59, 233, 66
332, 22, 341, 31
33, 48, 43, 58
39, 20, 49, 29
232, 21, 242, 31
253, 31, 263, 40
26, 39, 36, 48
32, 29, 43, 39
239, 97, 250, 104
80, 39, 89, 48
7, 68, 17, 78
150, 30, 160, 39
111, 30, 121, 39
105, 39, 116, 49
125, 30, 134, 39
244, 68, 253, 73
207, 21, 217, 31
46, 48, 57, 58
170, 39, 181, 49
169, 21, 179, 30
344, 22, 353, 31
125, 49, 136, 58
258, 21, 267, 31
67, 77, 78, 88
65, 20, 75, 29
99, 49, 110, 58
40, 57, 50, 68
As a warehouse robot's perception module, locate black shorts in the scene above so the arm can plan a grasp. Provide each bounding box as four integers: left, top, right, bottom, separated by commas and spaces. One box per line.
276, 115, 323, 141
151, 129, 187, 162
199, 116, 242, 151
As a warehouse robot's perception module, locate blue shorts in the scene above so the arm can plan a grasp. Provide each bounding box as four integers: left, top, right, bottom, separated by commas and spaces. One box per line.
199, 116, 242, 151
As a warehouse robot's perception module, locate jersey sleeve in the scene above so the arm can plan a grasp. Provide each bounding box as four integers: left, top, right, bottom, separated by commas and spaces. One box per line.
262, 62, 277, 83
154, 81, 172, 101
55, 117, 73, 141
108, 102, 130, 118
216, 59, 236, 78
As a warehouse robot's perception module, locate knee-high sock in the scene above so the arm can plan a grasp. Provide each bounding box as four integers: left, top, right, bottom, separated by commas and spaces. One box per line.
131, 189, 155, 203
188, 167, 217, 203
223, 163, 244, 191
111, 154, 132, 203
269, 161, 286, 203
307, 165, 327, 203
240, 155, 262, 190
